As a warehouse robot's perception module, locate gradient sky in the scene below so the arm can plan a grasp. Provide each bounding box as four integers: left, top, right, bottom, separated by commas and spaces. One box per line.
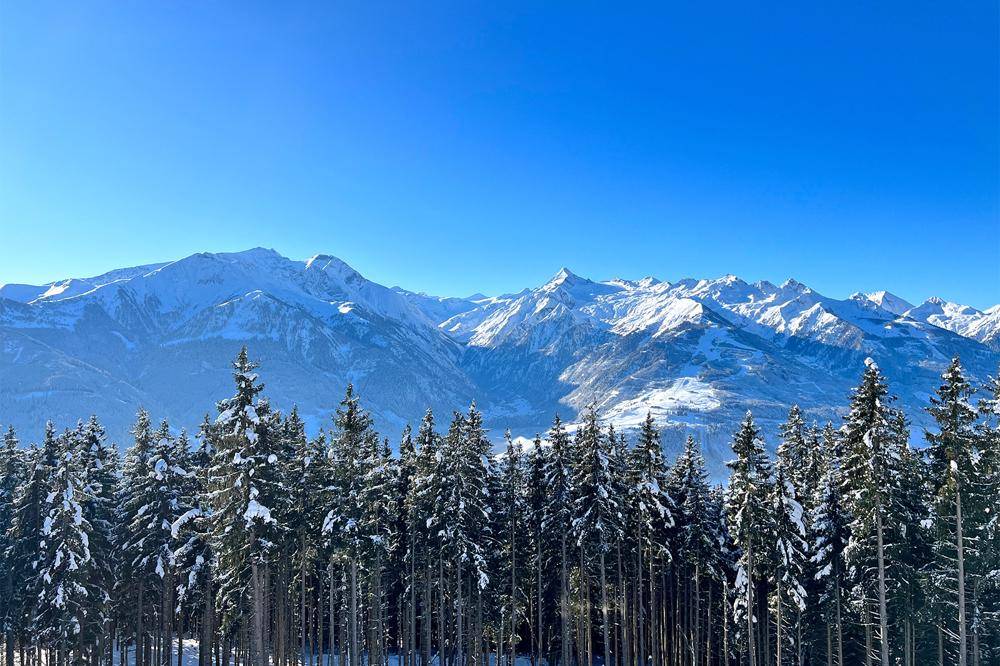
1, 2, 998, 308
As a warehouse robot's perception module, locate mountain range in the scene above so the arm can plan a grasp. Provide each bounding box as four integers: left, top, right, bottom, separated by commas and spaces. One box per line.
2, 247, 998, 477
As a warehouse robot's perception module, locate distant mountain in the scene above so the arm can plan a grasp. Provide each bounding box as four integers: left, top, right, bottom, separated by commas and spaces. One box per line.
2, 248, 997, 477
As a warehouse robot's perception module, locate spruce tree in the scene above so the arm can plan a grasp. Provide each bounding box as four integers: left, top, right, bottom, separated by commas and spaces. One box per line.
35, 433, 96, 658
409, 409, 443, 666
4, 423, 59, 659
206, 346, 283, 664
770, 466, 807, 666
926, 358, 979, 666
496, 431, 528, 666
725, 411, 773, 666
437, 404, 492, 666
840, 359, 895, 665
811, 428, 848, 666
541, 415, 574, 666
0, 426, 23, 664
885, 410, 931, 666
631, 412, 673, 666
524, 435, 549, 664
76, 416, 118, 657
115, 408, 157, 666
975, 367, 1000, 663
571, 410, 625, 666
670, 435, 718, 666
323, 384, 377, 666
776, 408, 822, 664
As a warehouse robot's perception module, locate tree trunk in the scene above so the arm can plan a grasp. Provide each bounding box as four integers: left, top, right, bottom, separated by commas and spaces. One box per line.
301, 562, 307, 666
252, 561, 266, 666
775, 579, 782, 666
410, 537, 417, 666
834, 577, 843, 666
455, 555, 464, 666
955, 484, 967, 666
637, 548, 645, 666
560, 536, 569, 666
537, 537, 543, 666
510, 522, 517, 666
746, 540, 755, 666
875, 512, 889, 666
350, 557, 360, 666
424, 560, 432, 666
601, 552, 610, 666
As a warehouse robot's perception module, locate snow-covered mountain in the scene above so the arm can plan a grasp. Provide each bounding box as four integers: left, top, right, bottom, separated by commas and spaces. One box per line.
2, 248, 997, 477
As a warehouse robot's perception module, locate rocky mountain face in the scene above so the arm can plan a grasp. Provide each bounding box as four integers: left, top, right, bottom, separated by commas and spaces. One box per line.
2, 248, 997, 477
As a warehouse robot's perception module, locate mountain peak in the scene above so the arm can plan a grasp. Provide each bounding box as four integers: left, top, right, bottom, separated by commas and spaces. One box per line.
304, 253, 361, 280
542, 267, 586, 291
306, 253, 335, 268
553, 267, 576, 281
863, 290, 913, 316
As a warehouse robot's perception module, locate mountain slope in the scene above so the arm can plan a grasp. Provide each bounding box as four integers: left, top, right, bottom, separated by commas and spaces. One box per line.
2, 248, 997, 477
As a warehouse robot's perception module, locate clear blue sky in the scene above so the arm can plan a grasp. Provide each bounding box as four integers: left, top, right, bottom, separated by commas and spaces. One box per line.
1, 2, 997, 307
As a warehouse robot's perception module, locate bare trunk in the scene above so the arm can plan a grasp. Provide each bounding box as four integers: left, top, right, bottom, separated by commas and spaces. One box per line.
252, 562, 266, 666
560, 536, 569, 666
601, 552, 610, 666
834, 578, 843, 666
351, 557, 359, 666
746, 539, 755, 666
955, 484, 967, 666
875, 512, 889, 666
775, 578, 782, 666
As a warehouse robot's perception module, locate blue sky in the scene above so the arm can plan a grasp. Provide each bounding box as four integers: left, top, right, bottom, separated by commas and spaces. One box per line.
1, 2, 997, 308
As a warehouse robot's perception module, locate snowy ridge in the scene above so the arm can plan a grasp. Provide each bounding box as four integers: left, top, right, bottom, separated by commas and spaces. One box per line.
1, 248, 997, 477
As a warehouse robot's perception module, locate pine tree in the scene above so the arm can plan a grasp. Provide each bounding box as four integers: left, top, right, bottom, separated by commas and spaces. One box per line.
770, 466, 807, 666
884, 410, 931, 666
571, 409, 624, 666
359, 433, 398, 666
776, 408, 822, 664
115, 408, 158, 666
0, 426, 24, 664
282, 408, 327, 666
975, 367, 1000, 664
323, 384, 377, 666
496, 431, 528, 666
206, 346, 283, 664
777, 406, 809, 497
35, 433, 96, 658
726, 411, 773, 666
76, 416, 118, 657
811, 427, 848, 666
524, 435, 549, 664
436, 404, 492, 666
840, 359, 895, 665
631, 412, 673, 666
4, 423, 59, 659
394, 423, 419, 666
541, 415, 574, 666
409, 408, 445, 666
670, 435, 718, 666
170, 428, 215, 666
926, 358, 979, 666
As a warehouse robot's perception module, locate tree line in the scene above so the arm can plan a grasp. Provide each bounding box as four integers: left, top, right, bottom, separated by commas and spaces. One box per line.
0, 347, 998, 666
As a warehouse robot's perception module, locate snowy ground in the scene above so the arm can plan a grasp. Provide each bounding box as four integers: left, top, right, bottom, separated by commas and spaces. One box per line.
10, 643, 538, 666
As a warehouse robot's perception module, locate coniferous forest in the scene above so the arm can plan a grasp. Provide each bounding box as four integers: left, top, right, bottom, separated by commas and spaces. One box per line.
1, 347, 998, 666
